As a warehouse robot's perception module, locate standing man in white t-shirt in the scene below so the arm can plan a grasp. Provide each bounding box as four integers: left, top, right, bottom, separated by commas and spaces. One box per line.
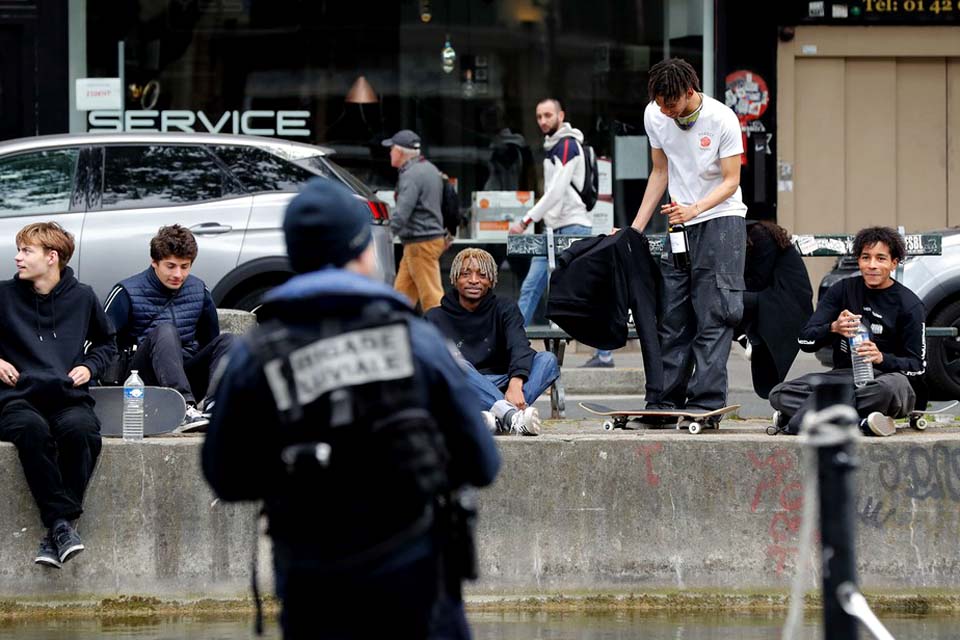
630, 58, 747, 427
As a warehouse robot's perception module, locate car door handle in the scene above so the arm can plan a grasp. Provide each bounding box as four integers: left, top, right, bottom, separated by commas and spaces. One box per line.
189, 223, 233, 235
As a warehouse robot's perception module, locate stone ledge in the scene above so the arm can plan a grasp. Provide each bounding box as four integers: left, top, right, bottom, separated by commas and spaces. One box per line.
560, 368, 645, 395
1, 434, 958, 601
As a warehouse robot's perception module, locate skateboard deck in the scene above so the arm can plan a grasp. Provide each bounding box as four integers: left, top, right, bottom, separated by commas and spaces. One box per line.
907, 400, 959, 430
579, 402, 741, 434
91, 386, 187, 437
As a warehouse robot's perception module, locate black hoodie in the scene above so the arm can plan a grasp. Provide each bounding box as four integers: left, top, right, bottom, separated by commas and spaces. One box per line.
0, 267, 116, 410
426, 291, 534, 381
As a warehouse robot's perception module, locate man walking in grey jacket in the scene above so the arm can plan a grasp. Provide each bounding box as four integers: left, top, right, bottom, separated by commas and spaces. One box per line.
383, 129, 446, 312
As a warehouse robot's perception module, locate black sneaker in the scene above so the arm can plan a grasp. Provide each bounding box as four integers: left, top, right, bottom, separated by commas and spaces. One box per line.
175, 406, 210, 433
636, 414, 677, 429
52, 520, 84, 564
580, 354, 614, 368
34, 533, 61, 569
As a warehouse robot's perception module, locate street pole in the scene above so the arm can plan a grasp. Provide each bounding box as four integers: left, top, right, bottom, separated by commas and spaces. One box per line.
805, 380, 860, 640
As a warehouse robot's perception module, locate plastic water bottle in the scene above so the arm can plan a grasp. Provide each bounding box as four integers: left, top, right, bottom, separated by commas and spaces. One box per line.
849, 322, 875, 388
122, 369, 145, 441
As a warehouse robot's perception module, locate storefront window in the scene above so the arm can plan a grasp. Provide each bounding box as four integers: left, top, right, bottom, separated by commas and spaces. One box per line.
85, 0, 706, 232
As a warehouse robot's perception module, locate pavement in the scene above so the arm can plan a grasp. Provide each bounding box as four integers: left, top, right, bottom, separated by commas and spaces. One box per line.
531, 343, 959, 423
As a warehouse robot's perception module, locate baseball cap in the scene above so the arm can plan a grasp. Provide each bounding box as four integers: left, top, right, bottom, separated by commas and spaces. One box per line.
381, 129, 421, 150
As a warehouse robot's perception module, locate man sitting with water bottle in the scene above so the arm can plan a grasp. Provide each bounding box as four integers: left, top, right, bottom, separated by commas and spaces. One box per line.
0, 223, 116, 568
768, 226, 925, 437
105, 225, 235, 431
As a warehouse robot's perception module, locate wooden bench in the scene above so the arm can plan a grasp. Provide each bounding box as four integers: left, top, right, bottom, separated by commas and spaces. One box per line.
509, 230, 956, 417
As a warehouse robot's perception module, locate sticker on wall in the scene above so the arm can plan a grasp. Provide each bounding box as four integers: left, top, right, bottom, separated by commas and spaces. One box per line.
725, 70, 770, 166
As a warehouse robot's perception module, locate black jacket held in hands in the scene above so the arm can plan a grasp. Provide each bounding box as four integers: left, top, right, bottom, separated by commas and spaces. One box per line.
546, 228, 663, 403
0, 267, 117, 410
426, 292, 534, 380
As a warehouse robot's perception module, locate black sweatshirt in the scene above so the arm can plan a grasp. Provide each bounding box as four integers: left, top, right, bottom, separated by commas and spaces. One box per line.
426, 291, 535, 380
798, 276, 924, 376
0, 268, 117, 410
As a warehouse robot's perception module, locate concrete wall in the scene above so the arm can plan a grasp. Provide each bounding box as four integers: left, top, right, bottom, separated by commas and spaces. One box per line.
1, 432, 958, 600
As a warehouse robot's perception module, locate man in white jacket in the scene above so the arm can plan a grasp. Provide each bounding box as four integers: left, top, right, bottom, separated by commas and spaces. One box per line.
509, 99, 613, 366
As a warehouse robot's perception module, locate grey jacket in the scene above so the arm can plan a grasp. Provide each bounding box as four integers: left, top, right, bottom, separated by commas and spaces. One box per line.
390, 156, 445, 243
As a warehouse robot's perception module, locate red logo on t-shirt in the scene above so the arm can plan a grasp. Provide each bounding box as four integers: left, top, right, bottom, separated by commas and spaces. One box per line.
700, 136, 712, 148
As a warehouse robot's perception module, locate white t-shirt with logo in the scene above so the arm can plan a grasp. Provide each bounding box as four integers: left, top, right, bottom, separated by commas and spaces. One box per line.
644, 94, 747, 225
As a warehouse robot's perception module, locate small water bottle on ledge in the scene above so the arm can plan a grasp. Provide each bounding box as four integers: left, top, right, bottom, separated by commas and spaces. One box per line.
849, 321, 875, 388
122, 369, 145, 441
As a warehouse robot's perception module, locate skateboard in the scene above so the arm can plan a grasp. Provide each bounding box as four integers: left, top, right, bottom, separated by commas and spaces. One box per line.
579, 402, 742, 434
907, 400, 959, 430
91, 386, 187, 437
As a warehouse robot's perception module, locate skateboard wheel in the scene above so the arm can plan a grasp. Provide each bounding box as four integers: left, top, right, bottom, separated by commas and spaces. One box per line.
915, 417, 927, 430
603, 420, 615, 432
688, 421, 702, 435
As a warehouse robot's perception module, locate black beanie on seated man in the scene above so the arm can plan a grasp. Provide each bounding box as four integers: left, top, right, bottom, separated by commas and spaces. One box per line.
283, 177, 373, 273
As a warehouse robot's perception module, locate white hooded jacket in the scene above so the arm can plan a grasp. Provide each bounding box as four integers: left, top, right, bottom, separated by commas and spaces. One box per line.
523, 123, 592, 230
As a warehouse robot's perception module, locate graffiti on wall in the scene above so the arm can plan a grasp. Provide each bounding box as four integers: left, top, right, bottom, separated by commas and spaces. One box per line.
747, 447, 804, 575
857, 444, 960, 533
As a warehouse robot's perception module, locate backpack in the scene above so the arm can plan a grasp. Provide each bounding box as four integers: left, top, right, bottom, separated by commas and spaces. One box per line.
440, 175, 461, 236
560, 137, 598, 212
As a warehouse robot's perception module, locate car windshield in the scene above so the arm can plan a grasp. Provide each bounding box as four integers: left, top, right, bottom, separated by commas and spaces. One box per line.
295, 156, 378, 200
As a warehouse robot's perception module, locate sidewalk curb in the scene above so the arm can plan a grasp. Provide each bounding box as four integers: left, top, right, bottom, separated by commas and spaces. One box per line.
561, 368, 645, 395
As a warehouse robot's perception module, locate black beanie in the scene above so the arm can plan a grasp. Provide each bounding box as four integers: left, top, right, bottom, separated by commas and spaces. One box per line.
283, 177, 373, 273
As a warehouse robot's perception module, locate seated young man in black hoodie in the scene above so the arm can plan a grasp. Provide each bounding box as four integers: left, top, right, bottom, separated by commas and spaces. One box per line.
426, 248, 560, 435
0, 222, 116, 568
769, 226, 924, 437
104, 225, 235, 430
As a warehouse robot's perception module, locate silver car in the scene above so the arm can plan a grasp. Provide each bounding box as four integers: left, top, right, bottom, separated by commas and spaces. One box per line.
0, 132, 395, 310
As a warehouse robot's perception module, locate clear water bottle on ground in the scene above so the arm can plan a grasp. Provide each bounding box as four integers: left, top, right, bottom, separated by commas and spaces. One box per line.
849, 321, 875, 388
122, 369, 145, 441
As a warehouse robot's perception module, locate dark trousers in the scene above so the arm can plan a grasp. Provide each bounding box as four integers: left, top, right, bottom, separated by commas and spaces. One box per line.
131, 324, 235, 405
273, 546, 468, 640
0, 399, 101, 528
769, 369, 917, 434
656, 216, 746, 411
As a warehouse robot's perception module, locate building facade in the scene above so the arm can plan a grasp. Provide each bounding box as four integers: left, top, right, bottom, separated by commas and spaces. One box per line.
3, 1, 958, 242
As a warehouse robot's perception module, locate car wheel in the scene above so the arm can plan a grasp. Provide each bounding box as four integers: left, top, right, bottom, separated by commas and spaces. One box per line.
925, 299, 960, 399
231, 285, 276, 313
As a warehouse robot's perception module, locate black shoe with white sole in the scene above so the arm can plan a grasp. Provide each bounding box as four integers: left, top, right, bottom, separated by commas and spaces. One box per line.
34, 533, 61, 569
52, 520, 84, 564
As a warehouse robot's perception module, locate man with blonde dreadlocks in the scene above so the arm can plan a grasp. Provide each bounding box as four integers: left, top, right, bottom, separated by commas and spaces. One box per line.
427, 248, 559, 435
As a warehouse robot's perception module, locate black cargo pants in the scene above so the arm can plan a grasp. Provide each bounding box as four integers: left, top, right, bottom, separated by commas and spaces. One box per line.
654, 215, 746, 411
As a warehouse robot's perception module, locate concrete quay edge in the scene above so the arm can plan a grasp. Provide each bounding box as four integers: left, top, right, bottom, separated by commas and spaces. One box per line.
1, 428, 959, 608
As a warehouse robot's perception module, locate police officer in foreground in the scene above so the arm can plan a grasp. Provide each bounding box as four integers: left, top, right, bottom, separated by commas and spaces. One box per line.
201, 177, 501, 639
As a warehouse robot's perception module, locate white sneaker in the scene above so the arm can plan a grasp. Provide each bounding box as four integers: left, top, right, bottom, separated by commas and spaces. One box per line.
509, 407, 541, 436
481, 411, 498, 434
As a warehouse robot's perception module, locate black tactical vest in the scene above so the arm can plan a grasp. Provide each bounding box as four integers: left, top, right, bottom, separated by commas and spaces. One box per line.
245, 303, 449, 569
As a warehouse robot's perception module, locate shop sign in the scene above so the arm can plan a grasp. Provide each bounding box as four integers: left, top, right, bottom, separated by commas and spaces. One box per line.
87, 110, 311, 137
76, 78, 122, 111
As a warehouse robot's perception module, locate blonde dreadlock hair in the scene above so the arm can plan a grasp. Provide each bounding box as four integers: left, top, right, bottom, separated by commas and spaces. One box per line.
449, 248, 498, 288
